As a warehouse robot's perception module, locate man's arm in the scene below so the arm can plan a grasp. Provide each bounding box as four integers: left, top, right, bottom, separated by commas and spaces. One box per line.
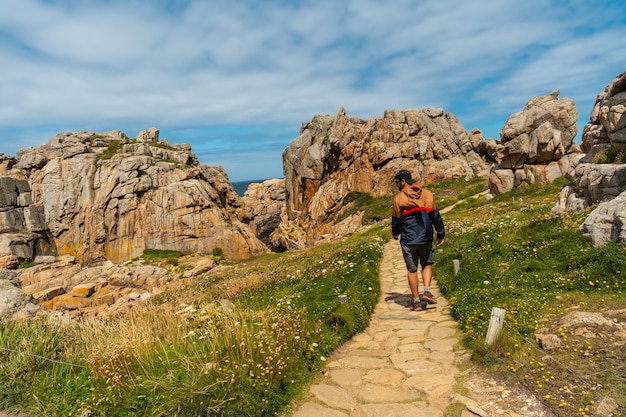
431, 208, 445, 245
391, 215, 401, 239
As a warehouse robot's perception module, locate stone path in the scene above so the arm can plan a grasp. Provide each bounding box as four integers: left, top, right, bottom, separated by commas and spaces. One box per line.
290, 240, 553, 417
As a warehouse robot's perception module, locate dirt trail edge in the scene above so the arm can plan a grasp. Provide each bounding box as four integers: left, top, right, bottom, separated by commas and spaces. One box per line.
289, 239, 554, 417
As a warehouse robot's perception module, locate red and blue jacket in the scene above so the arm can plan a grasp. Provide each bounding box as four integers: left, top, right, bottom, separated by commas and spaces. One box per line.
392, 184, 445, 245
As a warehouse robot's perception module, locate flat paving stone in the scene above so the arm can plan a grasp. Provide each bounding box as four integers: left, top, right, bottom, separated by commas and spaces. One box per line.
310, 385, 356, 410
356, 402, 442, 417
362, 368, 406, 387
391, 320, 435, 331
424, 337, 459, 352
396, 341, 426, 353
341, 348, 389, 357
383, 335, 401, 350
337, 356, 390, 369
393, 358, 432, 376
429, 350, 458, 364
343, 339, 381, 349
356, 383, 422, 403
351, 333, 373, 342
371, 330, 394, 341
404, 373, 457, 398
428, 324, 458, 338
292, 402, 350, 417
330, 368, 363, 387
400, 334, 427, 344
389, 350, 425, 365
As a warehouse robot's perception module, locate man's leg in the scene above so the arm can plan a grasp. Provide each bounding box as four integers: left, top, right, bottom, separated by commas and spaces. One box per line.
421, 264, 432, 288
407, 270, 419, 299
401, 244, 420, 303
420, 264, 437, 304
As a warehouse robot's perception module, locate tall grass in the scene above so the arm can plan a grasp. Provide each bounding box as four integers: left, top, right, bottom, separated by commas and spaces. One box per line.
0, 226, 387, 416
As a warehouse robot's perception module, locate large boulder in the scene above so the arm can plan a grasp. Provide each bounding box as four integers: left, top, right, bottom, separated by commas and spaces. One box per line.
282, 107, 491, 245
0, 270, 33, 319
240, 179, 287, 251
488, 91, 581, 195
0, 176, 54, 267
498, 90, 578, 168
579, 191, 626, 247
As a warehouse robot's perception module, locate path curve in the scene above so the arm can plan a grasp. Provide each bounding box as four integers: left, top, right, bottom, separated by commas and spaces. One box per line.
289, 239, 554, 417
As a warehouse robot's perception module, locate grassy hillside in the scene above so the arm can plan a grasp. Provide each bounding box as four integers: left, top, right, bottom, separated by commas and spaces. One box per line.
0, 227, 388, 416
432, 177, 626, 417
1, 176, 624, 417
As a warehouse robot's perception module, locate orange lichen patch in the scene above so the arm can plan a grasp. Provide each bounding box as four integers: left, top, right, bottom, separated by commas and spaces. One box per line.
46, 293, 93, 311
70, 282, 98, 297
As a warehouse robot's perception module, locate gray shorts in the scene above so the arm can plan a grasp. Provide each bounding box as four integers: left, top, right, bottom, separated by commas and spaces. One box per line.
400, 243, 436, 273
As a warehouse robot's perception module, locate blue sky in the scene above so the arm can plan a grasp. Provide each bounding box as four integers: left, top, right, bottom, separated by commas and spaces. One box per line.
0, 0, 625, 182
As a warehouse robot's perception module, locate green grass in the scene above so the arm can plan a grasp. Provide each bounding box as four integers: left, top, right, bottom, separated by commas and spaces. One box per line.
94, 140, 123, 162
137, 248, 185, 266
433, 177, 626, 416
337, 191, 393, 224
0, 225, 387, 417
429, 176, 489, 210
17, 260, 37, 269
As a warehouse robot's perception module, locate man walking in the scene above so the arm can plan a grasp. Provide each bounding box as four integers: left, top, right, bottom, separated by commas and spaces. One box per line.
392, 170, 445, 311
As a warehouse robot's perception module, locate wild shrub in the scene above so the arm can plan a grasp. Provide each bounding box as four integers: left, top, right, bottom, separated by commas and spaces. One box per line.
593, 144, 626, 164
94, 140, 122, 162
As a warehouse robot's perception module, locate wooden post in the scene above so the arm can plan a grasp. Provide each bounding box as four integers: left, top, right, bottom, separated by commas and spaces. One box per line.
453, 259, 460, 276
485, 307, 506, 345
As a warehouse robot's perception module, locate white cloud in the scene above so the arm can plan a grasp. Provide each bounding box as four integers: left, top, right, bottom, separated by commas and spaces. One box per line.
0, 0, 624, 180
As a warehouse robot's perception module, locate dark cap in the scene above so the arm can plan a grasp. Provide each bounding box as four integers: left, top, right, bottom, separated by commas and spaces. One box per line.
395, 169, 416, 184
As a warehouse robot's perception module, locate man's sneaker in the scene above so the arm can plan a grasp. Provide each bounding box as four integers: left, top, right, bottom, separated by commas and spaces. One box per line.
409, 301, 423, 311
420, 291, 437, 304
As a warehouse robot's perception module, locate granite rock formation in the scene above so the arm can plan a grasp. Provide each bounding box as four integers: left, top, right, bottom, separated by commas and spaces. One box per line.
1, 128, 268, 266
552, 71, 626, 247
488, 90, 582, 195
240, 179, 288, 251
279, 107, 492, 247
0, 175, 53, 269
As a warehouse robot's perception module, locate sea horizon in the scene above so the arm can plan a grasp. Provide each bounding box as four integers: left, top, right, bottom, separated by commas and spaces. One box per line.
232, 178, 275, 196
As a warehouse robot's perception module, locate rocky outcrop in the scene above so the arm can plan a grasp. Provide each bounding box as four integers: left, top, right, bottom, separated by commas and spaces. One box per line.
2, 128, 268, 264
281, 107, 492, 246
0, 152, 16, 175
0, 251, 222, 319
488, 90, 582, 195
581, 71, 626, 154
567, 70, 626, 206
561, 163, 626, 208
240, 179, 287, 251
551, 71, 626, 248
16, 259, 169, 317
0, 176, 54, 268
